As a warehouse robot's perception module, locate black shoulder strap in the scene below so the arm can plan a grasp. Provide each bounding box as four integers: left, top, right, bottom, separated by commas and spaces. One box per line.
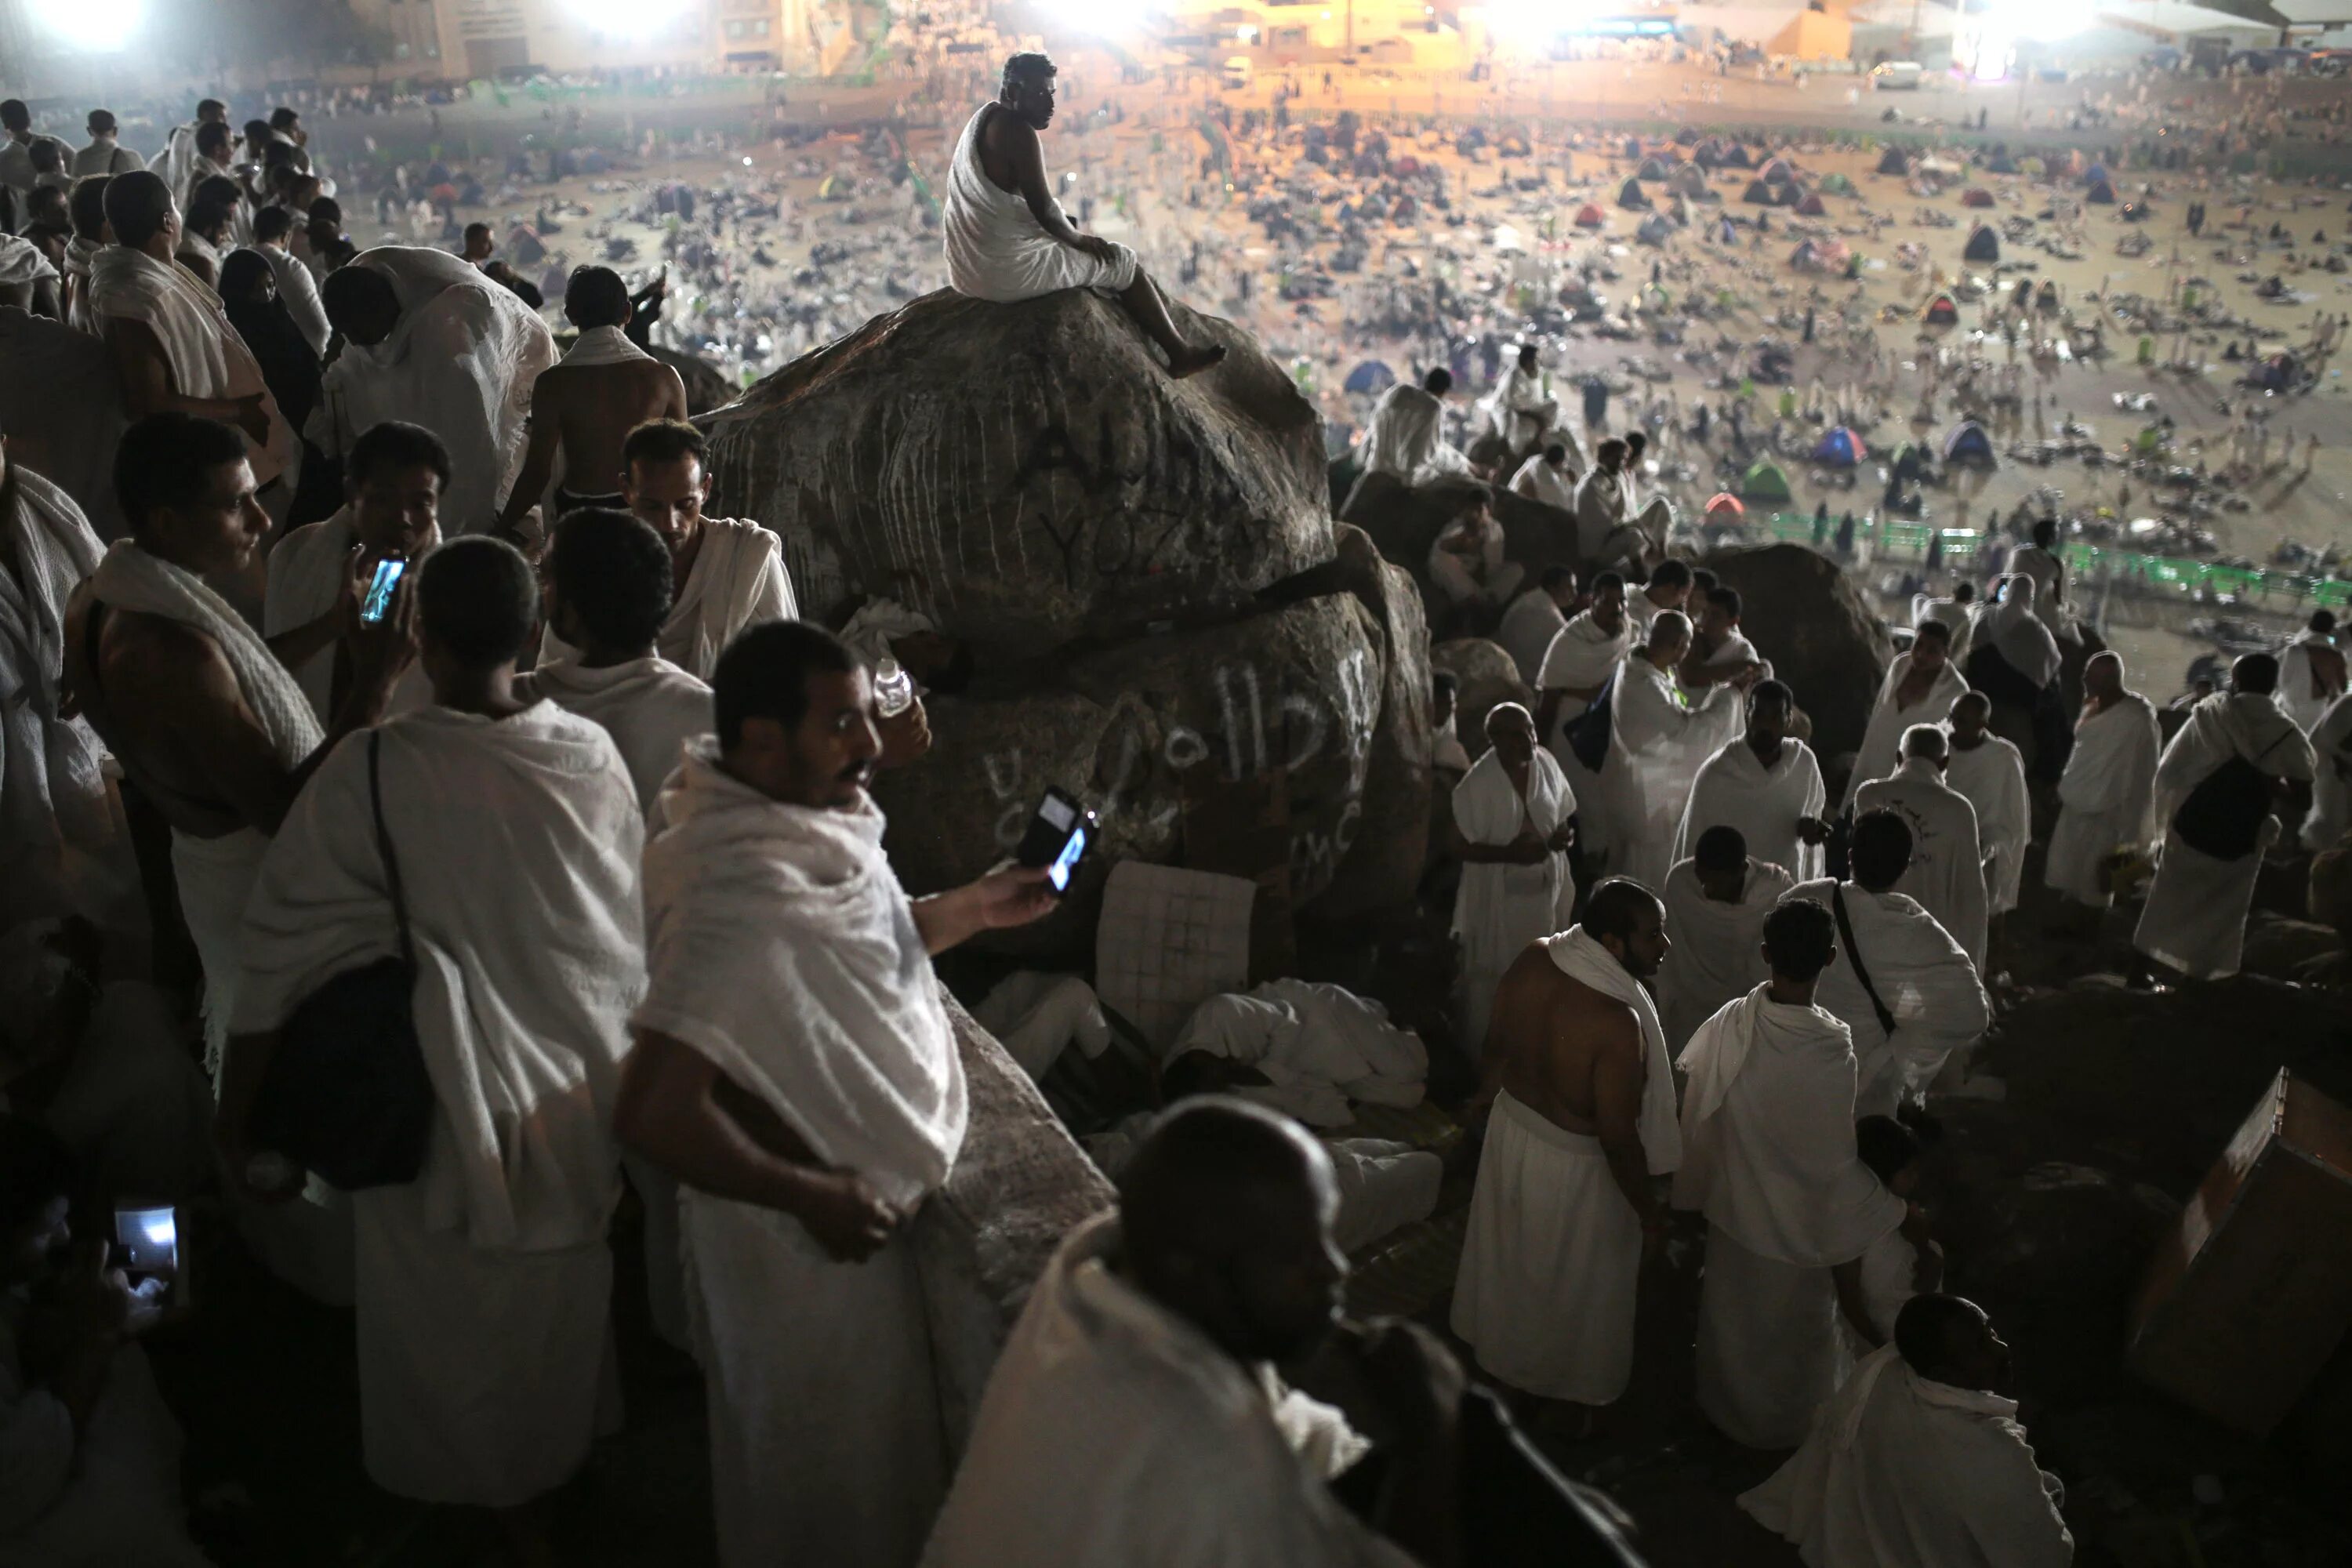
1831, 884, 1900, 1040
81, 601, 107, 703
367, 731, 414, 971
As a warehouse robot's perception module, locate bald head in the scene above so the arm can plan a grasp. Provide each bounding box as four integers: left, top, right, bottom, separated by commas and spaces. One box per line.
1646, 609, 1692, 662
1119, 1098, 1344, 1364
1485, 700, 1536, 767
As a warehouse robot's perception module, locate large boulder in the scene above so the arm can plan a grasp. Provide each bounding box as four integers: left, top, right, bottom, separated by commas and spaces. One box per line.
1312, 527, 1434, 911
1430, 638, 1530, 763
652, 344, 738, 416
702, 288, 1332, 659
1339, 470, 1580, 604
1701, 543, 1892, 764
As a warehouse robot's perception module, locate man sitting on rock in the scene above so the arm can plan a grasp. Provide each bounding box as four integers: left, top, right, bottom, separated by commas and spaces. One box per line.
946, 53, 1224, 379
1358, 368, 1475, 488
1480, 343, 1566, 460
1425, 493, 1523, 633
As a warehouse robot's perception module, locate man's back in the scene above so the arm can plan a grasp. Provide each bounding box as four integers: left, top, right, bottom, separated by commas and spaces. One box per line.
533, 357, 684, 499
1490, 951, 1631, 1136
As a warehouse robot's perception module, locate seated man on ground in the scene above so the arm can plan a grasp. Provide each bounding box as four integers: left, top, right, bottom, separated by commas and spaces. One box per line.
1508, 441, 1578, 512
1839, 1115, 1944, 1359
1740, 1294, 2073, 1567
492, 265, 688, 538
926, 1097, 1465, 1567
945, 53, 1223, 379
0, 1115, 211, 1566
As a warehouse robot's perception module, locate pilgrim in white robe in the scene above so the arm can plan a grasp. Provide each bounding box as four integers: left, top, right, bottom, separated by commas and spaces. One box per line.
1910, 593, 1974, 665
1168, 980, 1428, 1130
87, 244, 294, 495
1843, 652, 1972, 811
1674, 990, 1906, 1449
0, 469, 137, 931
1494, 585, 1566, 685
522, 656, 712, 816
1450, 747, 1576, 1054
2045, 693, 2161, 906
637, 740, 964, 1568
1609, 655, 1742, 892
254, 241, 332, 358
232, 702, 644, 1506
2277, 630, 2346, 735
542, 517, 795, 682
1855, 759, 1990, 969
1356, 383, 1475, 485
1658, 857, 1795, 1048
1451, 927, 1682, 1405
1780, 878, 1989, 1119
1425, 510, 1524, 612
1508, 448, 1580, 510
0, 307, 127, 539
2134, 692, 2317, 980
942, 105, 1138, 303
924, 1214, 1415, 1568
260, 506, 433, 724
1573, 467, 1666, 570
1537, 610, 1631, 848
147, 122, 203, 205
1944, 733, 2030, 915
2006, 542, 2068, 639
1740, 1346, 2074, 1568
1479, 364, 1560, 455
2304, 694, 2352, 853
307, 246, 554, 535
1675, 735, 1828, 884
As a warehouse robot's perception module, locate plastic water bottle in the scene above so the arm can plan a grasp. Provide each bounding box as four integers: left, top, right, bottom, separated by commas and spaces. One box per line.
873, 658, 915, 719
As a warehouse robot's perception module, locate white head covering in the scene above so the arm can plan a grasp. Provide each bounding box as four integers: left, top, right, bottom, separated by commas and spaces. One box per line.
1986, 574, 2060, 688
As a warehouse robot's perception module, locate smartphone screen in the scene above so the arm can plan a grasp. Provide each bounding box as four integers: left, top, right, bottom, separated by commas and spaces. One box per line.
360, 557, 406, 624
114, 1206, 179, 1276
1048, 823, 1087, 893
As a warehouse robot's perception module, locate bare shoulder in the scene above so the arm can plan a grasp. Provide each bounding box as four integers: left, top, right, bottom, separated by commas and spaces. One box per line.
101, 609, 237, 702
1559, 973, 1641, 1053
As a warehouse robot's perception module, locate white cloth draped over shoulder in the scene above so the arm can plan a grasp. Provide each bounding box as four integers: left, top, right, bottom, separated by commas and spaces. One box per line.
2045, 692, 2161, 905
260, 506, 433, 725
1450, 746, 1575, 1055
1658, 858, 1794, 1049
1740, 1347, 2074, 1568
2306, 694, 2352, 852
1780, 878, 1988, 1119
540, 517, 796, 682
0, 307, 128, 539
1608, 654, 1741, 891
256, 241, 332, 357
942, 104, 1138, 303
1549, 927, 1682, 1173
2134, 691, 2317, 981
522, 655, 712, 816
1675, 736, 1826, 882
1854, 758, 1989, 969
924, 1214, 1415, 1568
1844, 651, 1971, 811
1982, 575, 2062, 689
1356, 383, 1474, 485
230, 703, 644, 1505
1508, 450, 1579, 510
88, 245, 292, 490
0, 470, 133, 930
309, 246, 555, 533
2277, 632, 2346, 735
1494, 586, 1566, 684
1944, 735, 2030, 915
0, 234, 57, 289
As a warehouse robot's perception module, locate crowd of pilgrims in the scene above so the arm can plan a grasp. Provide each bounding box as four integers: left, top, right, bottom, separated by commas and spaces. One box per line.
3, 65, 2349, 1568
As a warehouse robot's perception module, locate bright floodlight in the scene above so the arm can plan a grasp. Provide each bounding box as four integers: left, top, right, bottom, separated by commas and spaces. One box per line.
34, 0, 146, 52
1483, 0, 1599, 42
1041, 0, 1158, 34
565, 0, 692, 39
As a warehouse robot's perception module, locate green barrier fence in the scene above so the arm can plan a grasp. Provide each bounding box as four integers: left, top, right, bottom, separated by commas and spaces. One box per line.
1759, 514, 1980, 564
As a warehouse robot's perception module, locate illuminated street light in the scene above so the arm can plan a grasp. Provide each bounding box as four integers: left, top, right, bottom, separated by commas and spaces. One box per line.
32, 0, 147, 52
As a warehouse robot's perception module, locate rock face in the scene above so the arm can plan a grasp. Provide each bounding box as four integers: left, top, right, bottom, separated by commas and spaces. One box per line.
651, 344, 738, 416
1430, 638, 1530, 764
1313, 527, 1435, 911
704, 288, 1333, 658
1701, 543, 1892, 764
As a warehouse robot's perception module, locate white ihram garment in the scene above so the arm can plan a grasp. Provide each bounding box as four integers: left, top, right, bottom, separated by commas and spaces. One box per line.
1479, 365, 1558, 450
256, 241, 332, 358
1658, 857, 1794, 1049
1170, 979, 1427, 1130
1610, 655, 1740, 891
1780, 879, 1988, 1119
923, 1214, 1414, 1568
1855, 758, 1989, 969
1843, 653, 1969, 811
1910, 594, 1973, 665
522, 655, 711, 816
541, 517, 797, 681
1451, 927, 1681, 1404
1675, 736, 1826, 883
233, 703, 644, 1504
0, 470, 134, 931
1494, 585, 1566, 684
1509, 451, 1579, 510
1944, 735, 2030, 915
636, 742, 964, 1568
2277, 632, 2345, 735
309, 246, 555, 533
1450, 746, 1576, 1054
2134, 691, 2316, 980
2045, 692, 2161, 906
1356, 383, 1475, 485
1674, 990, 1905, 1449
1740, 1347, 2074, 1568
88, 245, 292, 491
943, 105, 1138, 302
2305, 694, 2352, 852
260, 506, 432, 724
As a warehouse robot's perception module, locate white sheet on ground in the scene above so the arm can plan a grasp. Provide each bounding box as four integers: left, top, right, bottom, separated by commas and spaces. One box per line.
1450, 746, 1575, 1056
1170, 980, 1427, 1128
1780, 879, 1987, 1119
942, 106, 1138, 303
1675, 735, 1825, 883
1658, 857, 1794, 1049
972, 971, 1110, 1080
1944, 735, 2030, 915
924, 1214, 1415, 1568
1739, 1346, 2074, 1568
1855, 758, 1989, 969
2045, 692, 2161, 906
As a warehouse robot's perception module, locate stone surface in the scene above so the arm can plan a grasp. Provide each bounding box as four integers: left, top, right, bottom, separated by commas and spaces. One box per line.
1429, 637, 1530, 763
1311, 526, 1435, 913
702, 287, 1333, 659
1700, 542, 1893, 765
651, 343, 737, 416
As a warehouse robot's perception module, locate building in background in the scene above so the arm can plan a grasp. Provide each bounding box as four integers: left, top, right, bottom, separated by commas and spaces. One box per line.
348, 0, 833, 80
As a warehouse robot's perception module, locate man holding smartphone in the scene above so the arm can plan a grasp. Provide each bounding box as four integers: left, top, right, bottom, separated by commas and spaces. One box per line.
615, 620, 1054, 1568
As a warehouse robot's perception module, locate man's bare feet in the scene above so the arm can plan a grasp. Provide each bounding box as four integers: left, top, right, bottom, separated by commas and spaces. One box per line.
1166, 343, 1227, 379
